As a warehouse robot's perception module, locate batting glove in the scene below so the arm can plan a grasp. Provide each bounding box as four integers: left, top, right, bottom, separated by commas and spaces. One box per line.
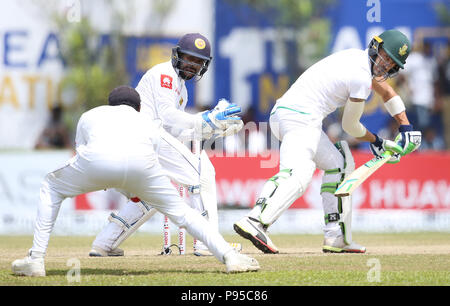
395, 124, 422, 156
370, 134, 403, 164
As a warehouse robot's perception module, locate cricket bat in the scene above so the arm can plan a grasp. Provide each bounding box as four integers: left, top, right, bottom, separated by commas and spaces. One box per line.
334, 150, 393, 197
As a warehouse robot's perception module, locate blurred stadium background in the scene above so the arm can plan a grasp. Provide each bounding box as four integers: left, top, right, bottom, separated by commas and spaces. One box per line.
0, 0, 449, 238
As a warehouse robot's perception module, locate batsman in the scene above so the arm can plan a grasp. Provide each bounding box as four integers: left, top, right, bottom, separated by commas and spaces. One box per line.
234, 29, 422, 254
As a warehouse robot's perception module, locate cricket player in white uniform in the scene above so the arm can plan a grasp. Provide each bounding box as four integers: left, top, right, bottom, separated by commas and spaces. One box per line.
234, 30, 422, 254
11, 86, 259, 276
90, 33, 242, 257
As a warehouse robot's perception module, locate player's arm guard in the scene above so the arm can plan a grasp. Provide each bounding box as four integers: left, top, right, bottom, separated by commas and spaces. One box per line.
341, 100, 367, 138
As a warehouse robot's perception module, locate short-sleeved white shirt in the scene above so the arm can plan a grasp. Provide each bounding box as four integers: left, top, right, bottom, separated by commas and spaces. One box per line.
275, 48, 372, 119
75, 105, 159, 160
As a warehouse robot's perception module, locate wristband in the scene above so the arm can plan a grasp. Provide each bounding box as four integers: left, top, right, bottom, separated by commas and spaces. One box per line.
384, 96, 406, 116
399, 124, 413, 132
372, 133, 383, 146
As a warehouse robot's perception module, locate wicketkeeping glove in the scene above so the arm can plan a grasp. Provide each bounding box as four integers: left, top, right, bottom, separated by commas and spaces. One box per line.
201, 99, 242, 131
369, 134, 403, 164
395, 124, 422, 156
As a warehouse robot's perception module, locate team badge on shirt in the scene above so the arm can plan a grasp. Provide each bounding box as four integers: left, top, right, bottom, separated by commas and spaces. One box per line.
161, 74, 173, 89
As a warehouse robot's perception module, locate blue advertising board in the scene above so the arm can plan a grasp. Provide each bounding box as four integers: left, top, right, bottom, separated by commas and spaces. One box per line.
214, 0, 297, 122
214, 0, 447, 137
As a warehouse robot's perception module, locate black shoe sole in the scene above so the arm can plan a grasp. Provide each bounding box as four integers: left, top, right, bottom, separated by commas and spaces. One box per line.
233, 224, 279, 254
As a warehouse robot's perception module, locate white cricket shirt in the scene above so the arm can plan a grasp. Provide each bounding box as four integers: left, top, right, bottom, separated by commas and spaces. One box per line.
75, 105, 160, 160
136, 61, 201, 133
275, 48, 373, 119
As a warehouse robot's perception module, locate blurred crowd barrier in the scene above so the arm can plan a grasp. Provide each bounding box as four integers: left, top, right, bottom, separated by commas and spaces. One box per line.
0, 150, 449, 235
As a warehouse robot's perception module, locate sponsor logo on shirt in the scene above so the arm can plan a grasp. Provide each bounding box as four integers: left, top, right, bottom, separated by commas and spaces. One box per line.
161, 74, 173, 89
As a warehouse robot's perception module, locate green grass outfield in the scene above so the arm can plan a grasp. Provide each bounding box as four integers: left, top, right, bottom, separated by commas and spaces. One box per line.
1, 233, 449, 286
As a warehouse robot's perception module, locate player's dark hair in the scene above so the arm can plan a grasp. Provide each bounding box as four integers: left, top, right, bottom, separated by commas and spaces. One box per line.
108, 86, 141, 112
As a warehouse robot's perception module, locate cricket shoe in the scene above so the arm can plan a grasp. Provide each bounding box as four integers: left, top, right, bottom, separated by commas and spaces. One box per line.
194, 242, 243, 256
322, 235, 366, 253
223, 250, 260, 273
89, 246, 124, 257
12, 253, 45, 277
233, 216, 279, 254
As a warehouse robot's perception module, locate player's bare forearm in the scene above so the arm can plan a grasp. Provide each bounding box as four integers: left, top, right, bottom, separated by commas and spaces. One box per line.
356, 129, 376, 143
392, 111, 410, 126
371, 78, 397, 101
371, 79, 411, 127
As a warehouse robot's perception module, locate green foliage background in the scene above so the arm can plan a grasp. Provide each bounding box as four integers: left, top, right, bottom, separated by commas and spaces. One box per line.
56, 17, 129, 133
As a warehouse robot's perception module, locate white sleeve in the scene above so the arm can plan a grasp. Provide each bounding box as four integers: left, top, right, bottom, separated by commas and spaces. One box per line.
157, 100, 201, 129
74, 113, 87, 148
176, 128, 196, 142
135, 74, 155, 120
148, 73, 202, 130
348, 74, 372, 101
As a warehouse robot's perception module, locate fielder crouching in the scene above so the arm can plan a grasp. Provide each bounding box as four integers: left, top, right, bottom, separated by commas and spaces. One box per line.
11, 86, 259, 276
233, 29, 422, 254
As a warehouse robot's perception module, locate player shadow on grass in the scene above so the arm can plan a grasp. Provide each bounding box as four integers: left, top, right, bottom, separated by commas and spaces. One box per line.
45, 268, 222, 276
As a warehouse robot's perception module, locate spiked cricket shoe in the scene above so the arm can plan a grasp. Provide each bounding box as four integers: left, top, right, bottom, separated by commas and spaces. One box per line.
12, 255, 45, 277
233, 216, 279, 254
224, 250, 260, 273
322, 235, 366, 253
89, 246, 124, 257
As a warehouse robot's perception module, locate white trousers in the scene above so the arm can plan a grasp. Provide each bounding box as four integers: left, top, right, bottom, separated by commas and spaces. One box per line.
158, 131, 207, 219
269, 107, 346, 235
92, 129, 219, 251
31, 152, 232, 262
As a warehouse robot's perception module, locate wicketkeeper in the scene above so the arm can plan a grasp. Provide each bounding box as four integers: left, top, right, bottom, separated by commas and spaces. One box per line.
90, 33, 243, 257
234, 29, 422, 254
11, 86, 259, 276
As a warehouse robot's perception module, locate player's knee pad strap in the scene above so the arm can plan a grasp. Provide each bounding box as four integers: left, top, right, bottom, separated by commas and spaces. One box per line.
136, 200, 152, 214
258, 169, 305, 226
109, 203, 158, 250
108, 212, 131, 230
321, 141, 354, 244
323, 196, 353, 244
335, 141, 355, 174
